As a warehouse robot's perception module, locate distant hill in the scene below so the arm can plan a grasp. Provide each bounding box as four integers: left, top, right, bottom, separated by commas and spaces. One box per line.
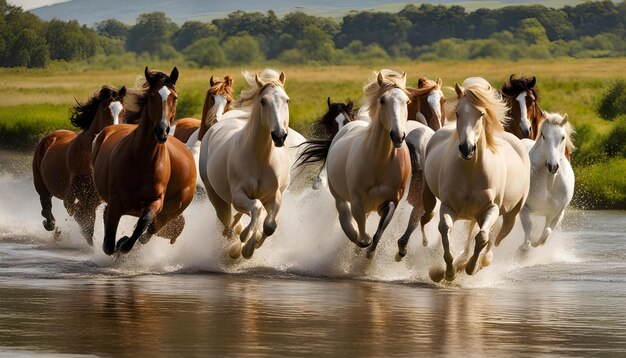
30, 0, 587, 26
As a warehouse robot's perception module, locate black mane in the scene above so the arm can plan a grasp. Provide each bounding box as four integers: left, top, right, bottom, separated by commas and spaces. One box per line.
501, 75, 539, 101
69, 85, 125, 130
124, 69, 176, 124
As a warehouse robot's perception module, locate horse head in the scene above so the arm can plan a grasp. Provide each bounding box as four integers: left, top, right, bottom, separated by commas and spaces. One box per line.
372, 69, 409, 148
322, 97, 356, 137
254, 70, 289, 147
538, 112, 574, 174
502, 74, 538, 139
144, 66, 179, 144
419, 77, 445, 130
69, 85, 127, 131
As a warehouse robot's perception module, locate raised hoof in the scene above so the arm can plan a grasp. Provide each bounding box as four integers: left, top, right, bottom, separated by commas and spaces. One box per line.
395, 246, 407, 262
355, 236, 372, 248
531, 238, 546, 248
480, 250, 493, 267
228, 241, 242, 259
42, 218, 56, 232
169, 238, 177, 245
254, 234, 266, 249
138, 234, 151, 245
233, 223, 243, 235
102, 242, 115, 256
115, 236, 134, 254
242, 236, 256, 259
429, 266, 445, 283
465, 257, 479, 276
365, 249, 374, 260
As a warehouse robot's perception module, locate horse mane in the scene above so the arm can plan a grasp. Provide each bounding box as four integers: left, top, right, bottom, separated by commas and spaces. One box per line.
124, 70, 175, 124
314, 100, 356, 139
449, 77, 508, 151
237, 69, 284, 108
540, 111, 576, 154
413, 77, 441, 97
501, 75, 539, 101
69, 85, 124, 130
362, 69, 409, 120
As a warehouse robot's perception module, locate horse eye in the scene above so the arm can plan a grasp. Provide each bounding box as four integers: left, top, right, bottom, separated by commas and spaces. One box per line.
286, 99, 290, 104
480, 112, 485, 117
380, 98, 384, 105
561, 136, 565, 141
260, 99, 265, 105
541, 134, 545, 139
406, 100, 410, 105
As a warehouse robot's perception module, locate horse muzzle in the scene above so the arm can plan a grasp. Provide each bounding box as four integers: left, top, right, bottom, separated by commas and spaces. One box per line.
520, 127, 531, 139
546, 162, 559, 175
271, 129, 287, 147
154, 123, 170, 144
390, 131, 406, 149
459, 143, 476, 160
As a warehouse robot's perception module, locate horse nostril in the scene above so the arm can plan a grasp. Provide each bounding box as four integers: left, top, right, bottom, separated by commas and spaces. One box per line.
472, 144, 476, 151
459, 144, 463, 151
401, 133, 406, 142
166, 126, 170, 135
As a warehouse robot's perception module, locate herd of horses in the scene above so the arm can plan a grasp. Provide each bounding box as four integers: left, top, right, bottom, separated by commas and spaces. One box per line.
31, 66, 575, 282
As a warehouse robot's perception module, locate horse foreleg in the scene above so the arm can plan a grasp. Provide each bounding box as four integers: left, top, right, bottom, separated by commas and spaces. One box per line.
454, 221, 476, 273
366, 201, 396, 260
533, 211, 564, 247
256, 192, 282, 250
420, 181, 437, 246
335, 198, 359, 244
102, 201, 122, 256
205, 182, 233, 238
429, 204, 456, 282
519, 205, 533, 254
466, 204, 499, 276
350, 198, 372, 248
115, 200, 162, 254
396, 205, 420, 261
232, 191, 263, 259
39, 194, 56, 232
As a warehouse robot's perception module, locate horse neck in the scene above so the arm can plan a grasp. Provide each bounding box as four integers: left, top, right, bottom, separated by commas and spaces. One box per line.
530, 104, 542, 140
505, 97, 522, 138
77, 106, 107, 144
134, 107, 167, 157
242, 105, 273, 161
198, 94, 216, 141
365, 113, 394, 161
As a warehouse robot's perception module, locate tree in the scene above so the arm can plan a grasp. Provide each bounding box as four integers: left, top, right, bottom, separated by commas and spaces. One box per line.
222, 34, 263, 64
516, 18, 550, 46
183, 38, 226, 67
172, 21, 219, 51
45, 19, 98, 61
125, 12, 179, 56
337, 12, 411, 52
8, 28, 48, 67
95, 19, 130, 39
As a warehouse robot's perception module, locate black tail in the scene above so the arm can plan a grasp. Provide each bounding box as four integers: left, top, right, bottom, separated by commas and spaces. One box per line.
295, 139, 333, 168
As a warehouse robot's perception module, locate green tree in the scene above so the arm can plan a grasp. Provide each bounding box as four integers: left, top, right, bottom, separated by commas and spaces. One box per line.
125, 12, 179, 57
337, 12, 411, 52
46, 19, 98, 61
516, 18, 549, 46
173, 21, 219, 51
9, 28, 48, 67
222, 34, 263, 64
183, 38, 226, 67
95, 19, 130, 39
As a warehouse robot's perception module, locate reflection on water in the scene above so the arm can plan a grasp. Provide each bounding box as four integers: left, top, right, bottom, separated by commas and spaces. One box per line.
0, 150, 625, 356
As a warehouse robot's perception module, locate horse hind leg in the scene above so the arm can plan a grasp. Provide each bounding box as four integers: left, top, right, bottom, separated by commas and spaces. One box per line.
366, 201, 397, 260
334, 198, 360, 246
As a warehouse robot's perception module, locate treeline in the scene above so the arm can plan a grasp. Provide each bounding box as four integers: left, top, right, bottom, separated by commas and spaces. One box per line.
2, 0, 626, 68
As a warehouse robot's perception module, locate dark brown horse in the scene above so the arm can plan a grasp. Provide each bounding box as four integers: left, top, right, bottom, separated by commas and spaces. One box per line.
92, 67, 196, 255
32, 85, 126, 245
172, 75, 234, 144
407, 77, 446, 131
313, 97, 357, 139
501, 74, 542, 140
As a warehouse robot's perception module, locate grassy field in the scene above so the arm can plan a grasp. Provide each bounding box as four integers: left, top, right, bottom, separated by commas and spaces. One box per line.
0, 58, 624, 208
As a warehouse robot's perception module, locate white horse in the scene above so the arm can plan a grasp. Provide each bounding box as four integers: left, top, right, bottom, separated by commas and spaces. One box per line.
297, 69, 411, 259
421, 77, 530, 282
199, 69, 291, 259
519, 111, 575, 251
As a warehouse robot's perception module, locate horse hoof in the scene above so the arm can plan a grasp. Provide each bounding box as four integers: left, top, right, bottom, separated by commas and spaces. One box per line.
429, 266, 445, 283
365, 250, 374, 260
465, 258, 478, 276
480, 251, 493, 267
395, 247, 406, 262
169, 238, 177, 245
445, 265, 456, 281
102, 243, 115, 256
228, 241, 242, 259
115, 236, 134, 254
42, 219, 55, 232
242, 237, 256, 259
422, 238, 428, 247
233, 223, 243, 235
138, 234, 151, 245
355, 236, 372, 248
254, 234, 266, 249
84, 236, 94, 247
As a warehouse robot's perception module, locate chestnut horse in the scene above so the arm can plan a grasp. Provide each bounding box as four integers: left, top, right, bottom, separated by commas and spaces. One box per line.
501, 74, 542, 140
297, 69, 411, 259
407, 77, 446, 130
92, 67, 196, 255
33, 85, 126, 245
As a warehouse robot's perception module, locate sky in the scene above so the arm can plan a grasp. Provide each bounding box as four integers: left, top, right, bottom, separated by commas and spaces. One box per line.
8, 0, 68, 10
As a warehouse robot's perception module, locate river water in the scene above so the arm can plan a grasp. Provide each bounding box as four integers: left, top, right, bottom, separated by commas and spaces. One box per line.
0, 150, 624, 356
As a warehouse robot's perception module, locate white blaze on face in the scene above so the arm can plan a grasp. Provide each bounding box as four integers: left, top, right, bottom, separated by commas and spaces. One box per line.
213, 94, 227, 121
427, 90, 443, 125
158, 86, 171, 123
516, 92, 531, 134
109, 101, 123, 125
335, 112, 346, 130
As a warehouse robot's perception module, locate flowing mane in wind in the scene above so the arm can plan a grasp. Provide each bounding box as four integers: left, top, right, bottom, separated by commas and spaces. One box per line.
361, 69, 410, 120
237, 69, 285, 108
70, 85, 125, 130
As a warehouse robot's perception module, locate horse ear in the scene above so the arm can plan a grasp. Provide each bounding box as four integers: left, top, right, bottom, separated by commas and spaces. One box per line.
279, 71, 286, 85
119, 86, 126, 99
377, 71, 385, 86
562, 113, 569, 124
169, 67, 179, 85
401, 70, 406, 84
327, 96, 332, 109
210, 76, 215, 87
347, 101, 353, 111
144, 66, 153, 86
509, 74, 515, 83
437, 78, 442, 86
255, 73, 263, 87
225, 75, 233, 87
529, 76, 536, 88
455, 83, 464, 98
418, 77, 425, 88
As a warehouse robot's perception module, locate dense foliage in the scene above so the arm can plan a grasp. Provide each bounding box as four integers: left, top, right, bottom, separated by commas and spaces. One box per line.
1, 0, 626, 67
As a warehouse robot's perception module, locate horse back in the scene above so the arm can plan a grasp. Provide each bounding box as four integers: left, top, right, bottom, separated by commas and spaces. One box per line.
173, 118, 201, 143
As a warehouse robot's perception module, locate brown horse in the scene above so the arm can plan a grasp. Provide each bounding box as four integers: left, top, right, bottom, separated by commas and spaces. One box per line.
92, 67, 196, 255
32, 85, 126, 245
172, 75, 234, 144
407, 77, 446, 130
501, 74, 542, 140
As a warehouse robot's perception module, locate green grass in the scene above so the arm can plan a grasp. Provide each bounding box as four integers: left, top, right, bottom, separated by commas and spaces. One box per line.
0, 104, 73, 149
574, 158, 626, 209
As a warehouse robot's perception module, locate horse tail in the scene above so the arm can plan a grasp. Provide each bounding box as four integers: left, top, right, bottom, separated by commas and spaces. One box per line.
295, 139, 332, 168
32, 135, 56, 231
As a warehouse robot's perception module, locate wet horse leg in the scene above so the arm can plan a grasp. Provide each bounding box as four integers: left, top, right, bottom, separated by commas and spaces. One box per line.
255, 191, 282, 250
350, 198, 372, 248
519, 205, 533, 253
335, 198, 359, 244
454, 221, 476, 273
115, 200, 162, 254
419, 181, 437, 247
366, 201, 396, 259
466, 204, 499, 275
102, 200, 122, 255
231, 190, 263, 259
396, 169, 424, 260
429, 204, 457, 282
533, 210, 564, 247
205, 181, 233, 238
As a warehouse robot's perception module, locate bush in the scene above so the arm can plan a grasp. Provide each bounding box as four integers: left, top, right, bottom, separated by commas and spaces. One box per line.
598, 80, 626, 120
183, 38, 226, 67
603, 116, 626, 157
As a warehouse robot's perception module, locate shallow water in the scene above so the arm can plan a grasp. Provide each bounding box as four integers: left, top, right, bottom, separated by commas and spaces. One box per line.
0, 151, 625, 356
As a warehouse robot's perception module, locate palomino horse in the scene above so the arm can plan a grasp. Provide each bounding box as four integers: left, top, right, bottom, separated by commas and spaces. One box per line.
33, 85, 126, 245
519, 111, 575, 252
419, 77, 530, 282
311, 97, 357, 190
407, 77, 446, 130
297, 69, 411, 259
501, 74, 542, 140
199, 69, 291, 259
92, 67, 196, 255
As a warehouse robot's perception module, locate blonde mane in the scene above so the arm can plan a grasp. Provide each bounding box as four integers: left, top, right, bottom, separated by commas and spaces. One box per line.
236, 69, 285, 108
413, 77, 441, 97
361, 69, 409, 120
540, 111, 576, 154
448, 77, 509, 151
